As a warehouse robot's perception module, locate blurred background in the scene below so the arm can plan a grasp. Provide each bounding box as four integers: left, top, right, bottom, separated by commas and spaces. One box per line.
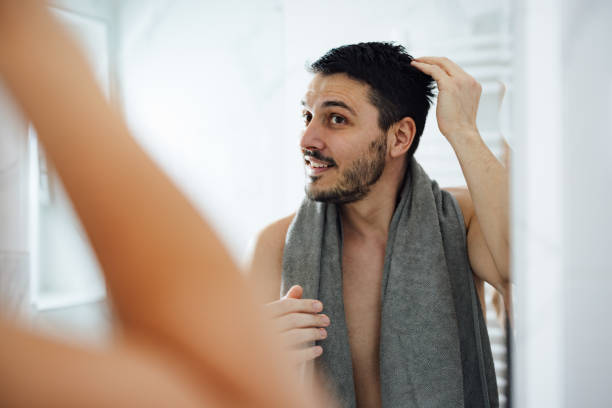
0, 0, 610, 406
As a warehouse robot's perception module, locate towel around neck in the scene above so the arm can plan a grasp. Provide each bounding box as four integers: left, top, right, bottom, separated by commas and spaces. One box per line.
282, 158, 498, 408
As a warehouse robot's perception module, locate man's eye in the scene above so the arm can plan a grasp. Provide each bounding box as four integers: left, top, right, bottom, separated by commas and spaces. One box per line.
303, 113, 312, 125
330, 114, 346, 125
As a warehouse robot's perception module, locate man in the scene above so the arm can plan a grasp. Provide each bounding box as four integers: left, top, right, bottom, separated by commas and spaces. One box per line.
249, 42, 509, 407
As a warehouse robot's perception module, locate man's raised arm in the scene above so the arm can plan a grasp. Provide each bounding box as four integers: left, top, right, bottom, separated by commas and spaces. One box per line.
411, 57, 510, 294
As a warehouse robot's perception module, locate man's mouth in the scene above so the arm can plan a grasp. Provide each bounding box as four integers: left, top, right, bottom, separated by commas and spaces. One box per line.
304, 155, 335, 175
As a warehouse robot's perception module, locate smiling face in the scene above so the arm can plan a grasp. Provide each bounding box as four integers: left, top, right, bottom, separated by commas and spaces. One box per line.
300, 73, 389, 204
300, 74, 389, 204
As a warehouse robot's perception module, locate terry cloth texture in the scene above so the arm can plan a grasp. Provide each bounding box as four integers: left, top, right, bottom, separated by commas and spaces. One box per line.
281, 158, 498, 407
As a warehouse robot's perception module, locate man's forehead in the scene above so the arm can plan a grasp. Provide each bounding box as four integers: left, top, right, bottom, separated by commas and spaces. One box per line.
302, 73, 370, 111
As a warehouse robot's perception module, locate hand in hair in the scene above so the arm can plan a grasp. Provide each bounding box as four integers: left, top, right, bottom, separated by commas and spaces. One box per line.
411, 57, 483, 142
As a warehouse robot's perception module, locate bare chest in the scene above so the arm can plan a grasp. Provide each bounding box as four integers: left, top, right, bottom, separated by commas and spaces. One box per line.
342, 238, 386, 408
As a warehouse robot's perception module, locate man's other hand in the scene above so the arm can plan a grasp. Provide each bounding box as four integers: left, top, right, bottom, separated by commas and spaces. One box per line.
264, 285, 329, 365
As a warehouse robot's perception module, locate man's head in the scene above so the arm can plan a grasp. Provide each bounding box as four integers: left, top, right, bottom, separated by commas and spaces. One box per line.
300, 42, 435, 204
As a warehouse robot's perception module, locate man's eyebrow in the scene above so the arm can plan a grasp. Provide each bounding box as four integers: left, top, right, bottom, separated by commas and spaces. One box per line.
321, 100, 356, 115
300, 99, 357, 116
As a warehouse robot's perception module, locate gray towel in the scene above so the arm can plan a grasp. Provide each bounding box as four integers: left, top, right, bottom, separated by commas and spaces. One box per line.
282, 158, 498, 407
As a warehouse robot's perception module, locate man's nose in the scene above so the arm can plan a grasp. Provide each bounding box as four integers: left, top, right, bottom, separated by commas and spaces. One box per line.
300, 120, 325, 151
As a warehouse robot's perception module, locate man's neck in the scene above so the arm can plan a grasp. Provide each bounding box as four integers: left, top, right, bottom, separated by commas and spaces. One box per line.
340, 158, 408, 241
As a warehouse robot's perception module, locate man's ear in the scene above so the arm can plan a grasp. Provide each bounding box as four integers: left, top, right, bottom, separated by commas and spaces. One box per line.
388, 117, 416, 159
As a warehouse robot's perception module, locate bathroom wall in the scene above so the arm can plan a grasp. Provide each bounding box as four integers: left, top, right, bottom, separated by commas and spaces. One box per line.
513, 0, 612, 406
116, 0, 286, 261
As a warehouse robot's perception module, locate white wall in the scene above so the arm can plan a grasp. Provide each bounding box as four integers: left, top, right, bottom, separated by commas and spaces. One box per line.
512, 0, 564, 406
561, 0, 612, 405
513, 0, 612, 406
117, 0, 286, 261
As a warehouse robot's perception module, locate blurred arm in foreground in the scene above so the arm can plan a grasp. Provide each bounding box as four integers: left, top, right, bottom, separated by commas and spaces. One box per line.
0, 1, 331, 407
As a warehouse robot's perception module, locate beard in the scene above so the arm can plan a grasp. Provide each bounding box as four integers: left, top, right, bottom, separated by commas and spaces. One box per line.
305, 133, 387, 204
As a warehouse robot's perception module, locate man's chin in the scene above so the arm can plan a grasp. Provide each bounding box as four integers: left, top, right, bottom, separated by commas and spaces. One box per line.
305, 185, 366, 204
305, 185, 331, 202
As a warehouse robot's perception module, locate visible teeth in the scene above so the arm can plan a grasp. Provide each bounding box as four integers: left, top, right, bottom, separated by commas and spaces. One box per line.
304, 155, 332, 169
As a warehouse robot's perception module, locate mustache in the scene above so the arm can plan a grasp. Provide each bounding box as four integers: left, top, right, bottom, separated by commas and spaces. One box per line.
301, 148, 337, 166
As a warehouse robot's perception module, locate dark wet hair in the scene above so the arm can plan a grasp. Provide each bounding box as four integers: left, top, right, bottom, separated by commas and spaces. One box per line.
310, 42, 435, 159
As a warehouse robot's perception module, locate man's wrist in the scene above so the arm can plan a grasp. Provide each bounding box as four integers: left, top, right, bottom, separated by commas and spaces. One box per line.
446, 128, 483, 151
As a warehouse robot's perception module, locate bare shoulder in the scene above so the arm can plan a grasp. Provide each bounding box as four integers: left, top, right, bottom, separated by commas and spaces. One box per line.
442, 186, 474, 229
256, 214, 295, 254
246, 213, 295, 303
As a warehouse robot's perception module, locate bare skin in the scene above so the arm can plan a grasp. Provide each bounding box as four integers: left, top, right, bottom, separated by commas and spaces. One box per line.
0, 2, 330, 407
248, 61, 509, 407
